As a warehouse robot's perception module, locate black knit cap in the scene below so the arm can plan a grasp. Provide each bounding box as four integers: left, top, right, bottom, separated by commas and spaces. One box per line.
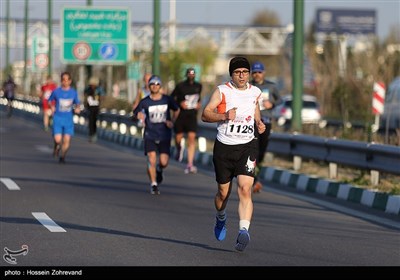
229, 56, 250, 76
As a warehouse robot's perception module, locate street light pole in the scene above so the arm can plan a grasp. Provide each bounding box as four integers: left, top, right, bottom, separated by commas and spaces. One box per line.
292, 0, 304, 131
86, 0, 93, 80
48, 0, 52, 75
6, 0, 10, 75
153, 0, 160, 75
23, 0, 29, 94
169, 0, 176, 48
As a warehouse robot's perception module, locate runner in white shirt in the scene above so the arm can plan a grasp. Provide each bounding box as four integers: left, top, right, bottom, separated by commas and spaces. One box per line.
201, 56, 266, 252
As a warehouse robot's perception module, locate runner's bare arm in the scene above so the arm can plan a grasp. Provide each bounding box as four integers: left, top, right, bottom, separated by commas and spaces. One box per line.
202, 88, 236, 122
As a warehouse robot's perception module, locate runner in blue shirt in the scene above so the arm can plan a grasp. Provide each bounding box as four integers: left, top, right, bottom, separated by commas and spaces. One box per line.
48, 72, 81, 164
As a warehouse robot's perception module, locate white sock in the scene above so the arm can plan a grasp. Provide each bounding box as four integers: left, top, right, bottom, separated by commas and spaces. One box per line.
151, 182, 157, 186
239, 220, 250, 231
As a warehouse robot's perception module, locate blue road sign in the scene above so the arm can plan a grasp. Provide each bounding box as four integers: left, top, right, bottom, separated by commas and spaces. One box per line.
99, 43, 118, 60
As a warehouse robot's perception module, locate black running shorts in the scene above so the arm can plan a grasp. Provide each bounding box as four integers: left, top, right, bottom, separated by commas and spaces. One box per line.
174, 111, 198, 134
144, 139, 171, 156
212, 139, 258, 184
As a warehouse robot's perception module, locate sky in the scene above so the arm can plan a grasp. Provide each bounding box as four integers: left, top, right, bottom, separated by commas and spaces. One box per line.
1, 0, 399, 40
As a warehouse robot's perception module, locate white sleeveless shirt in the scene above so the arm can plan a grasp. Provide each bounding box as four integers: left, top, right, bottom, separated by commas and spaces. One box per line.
215, 81, 262, 145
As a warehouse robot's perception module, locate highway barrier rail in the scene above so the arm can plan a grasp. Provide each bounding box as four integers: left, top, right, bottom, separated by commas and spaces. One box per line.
3, 98, 400, 186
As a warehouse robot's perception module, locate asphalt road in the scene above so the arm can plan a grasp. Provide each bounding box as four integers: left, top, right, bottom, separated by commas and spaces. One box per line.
1, 110, 399, 273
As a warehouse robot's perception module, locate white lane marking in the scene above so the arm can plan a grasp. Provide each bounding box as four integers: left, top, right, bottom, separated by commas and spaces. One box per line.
32, 212, 67, 232
0, 178, 21, 190
35, 145, 53, 153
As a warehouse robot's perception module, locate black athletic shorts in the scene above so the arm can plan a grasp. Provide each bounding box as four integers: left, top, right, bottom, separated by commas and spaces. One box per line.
174, 111, 198, 134
212, 139, 258, 184
144, 139, 171, 156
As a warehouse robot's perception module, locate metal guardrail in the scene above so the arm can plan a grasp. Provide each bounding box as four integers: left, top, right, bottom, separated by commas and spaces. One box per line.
268, 134, 400, 179
4, 99, 400, 184
98, 112, 400, 178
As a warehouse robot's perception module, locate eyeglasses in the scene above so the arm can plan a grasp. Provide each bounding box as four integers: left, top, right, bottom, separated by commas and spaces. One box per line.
232, 70, 250, 76
252, 71, 263, 74
149, 83, 161, 86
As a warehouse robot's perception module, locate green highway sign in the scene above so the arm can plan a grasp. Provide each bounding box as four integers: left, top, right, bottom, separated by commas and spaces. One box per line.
61, 7, 130, 64
31, 36, 49, 71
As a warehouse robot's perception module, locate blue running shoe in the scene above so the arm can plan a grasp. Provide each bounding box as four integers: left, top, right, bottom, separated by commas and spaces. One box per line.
235, 229, 250, 251
156, 164, 163, 184
214, 217, 227, 241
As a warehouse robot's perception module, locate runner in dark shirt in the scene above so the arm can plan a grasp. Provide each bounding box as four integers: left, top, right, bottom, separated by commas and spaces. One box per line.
133, 75, 180, 195
171, 67, 202, 174
2, 75, 16, 118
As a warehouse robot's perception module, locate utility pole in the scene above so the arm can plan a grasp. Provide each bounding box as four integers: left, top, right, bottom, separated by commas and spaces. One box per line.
48, 0, 52, 75
86, 0, 93, 79
169, 0, 176, 49
292, 0, 304, 131
23, 0, 29, 94
6, 0, 10, 75
153, 0, 160, 75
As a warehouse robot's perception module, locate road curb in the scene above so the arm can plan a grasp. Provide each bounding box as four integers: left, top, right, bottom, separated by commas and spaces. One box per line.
258, 166, 400, 216
187, 149, 400, 216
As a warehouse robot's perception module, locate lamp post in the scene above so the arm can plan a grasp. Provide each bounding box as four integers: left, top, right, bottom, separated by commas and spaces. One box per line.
47, 0, 52, 75
292, 0, 304, 131
23, 0, 29, 94
5, 0, 10, 75
152, 0, 160, 75
86, 0, 92, 80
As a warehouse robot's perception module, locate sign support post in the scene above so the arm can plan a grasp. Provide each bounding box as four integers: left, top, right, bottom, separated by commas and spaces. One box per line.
371, 81, 386, 132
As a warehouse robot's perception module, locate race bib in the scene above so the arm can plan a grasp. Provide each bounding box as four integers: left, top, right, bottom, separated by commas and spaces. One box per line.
87, 96, 99, 106
44, 90, 52, 99
184, 94, 199, 109
259, 89, 270, 110
59, 98, 73, 112
225, 114, 254, 139
148, 104, 168, 123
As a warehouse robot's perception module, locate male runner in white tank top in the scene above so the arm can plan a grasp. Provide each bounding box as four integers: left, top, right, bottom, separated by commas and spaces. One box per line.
201, 56, 266, 252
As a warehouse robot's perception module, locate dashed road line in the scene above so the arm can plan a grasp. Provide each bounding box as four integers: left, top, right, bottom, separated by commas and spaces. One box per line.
0, 178, 21, 190
35, 145, 53, 153
32, 212, 67, 232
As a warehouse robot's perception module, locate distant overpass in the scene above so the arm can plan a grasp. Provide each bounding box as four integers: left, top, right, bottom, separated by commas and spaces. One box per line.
0, 18, 292, 69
